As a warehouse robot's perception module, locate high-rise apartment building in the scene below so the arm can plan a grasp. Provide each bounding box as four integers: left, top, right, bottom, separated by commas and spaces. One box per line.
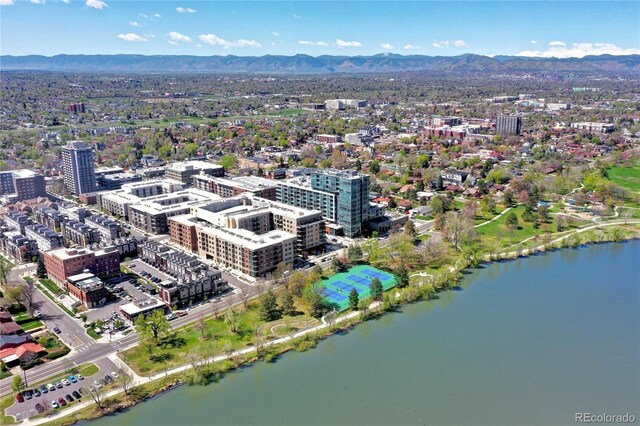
496, 115, 522, 136
276, 170, 373, 237
61, 141, 97, 195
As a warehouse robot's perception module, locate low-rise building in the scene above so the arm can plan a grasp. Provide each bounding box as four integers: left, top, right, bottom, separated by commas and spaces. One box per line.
0, 232, 38, 263
570, 122, 615, 134
43, 246, 121, 288
65, 272, 108, 309
137, 240, 229, 307
3, 210, 33, 235
85, 214, 123, 243
120, 297, 166, 322
24, 224, 64, 252
34, 207, 64, 230
192, 175, 278, 200
61, 220, 101, 247
0, 169, 46, 201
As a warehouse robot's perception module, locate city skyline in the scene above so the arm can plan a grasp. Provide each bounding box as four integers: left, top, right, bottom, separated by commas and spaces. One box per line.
1, 1, 639, 58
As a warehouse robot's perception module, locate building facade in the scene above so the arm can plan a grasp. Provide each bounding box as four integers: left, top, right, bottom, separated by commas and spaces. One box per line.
43, 246, 121, 287
61, 141, 97, 195
24, 224, 64, 252
165, 160, 224, 184
496, 115, 522, 136
0, 170, 46, 201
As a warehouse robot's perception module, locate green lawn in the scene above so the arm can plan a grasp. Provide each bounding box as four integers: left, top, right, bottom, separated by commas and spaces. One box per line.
39, 279, 62, 295
476, 205, 553, 247
608, 162, 640, 192
267, 108, 307, 117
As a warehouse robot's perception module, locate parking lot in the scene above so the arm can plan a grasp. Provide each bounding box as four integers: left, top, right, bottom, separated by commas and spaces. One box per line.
84, 273, 153, 323
127, 259, 173, 283
7, 358, 118, 421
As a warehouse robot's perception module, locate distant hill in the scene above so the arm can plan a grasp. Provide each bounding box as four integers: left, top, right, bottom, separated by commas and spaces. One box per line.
1, 53, 639, 74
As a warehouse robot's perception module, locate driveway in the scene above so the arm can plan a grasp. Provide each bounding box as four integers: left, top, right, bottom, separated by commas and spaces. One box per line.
6, 358, 118, 421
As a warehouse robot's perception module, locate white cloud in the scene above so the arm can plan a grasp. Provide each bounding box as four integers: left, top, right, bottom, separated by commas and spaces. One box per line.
176, 7, 195, 13
199, 34, 261, 48
336, 39, 362, 47
549, 40, 566, 47
153, 13, 161, 18
117, 33, 148, 42
86, 0, 107, 9
168, 31, 192, 43
168, 41, 178, 46
380, 42, 393, 50
433, 40, 468, 49
129, 21, 142, 27
30, 0, 45, 4
516, 42, 640, 58
196, 44, 202, 48
298, 40, 329, 47
530, 40, 537, 45
61, 0, 70, 3
272, 31, 280, 36
0, 0, 15, 5
139, 13, 148, 18
404, 44, 422, 50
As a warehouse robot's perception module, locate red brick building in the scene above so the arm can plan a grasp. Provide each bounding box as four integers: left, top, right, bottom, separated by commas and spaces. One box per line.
43, 247, 121, 288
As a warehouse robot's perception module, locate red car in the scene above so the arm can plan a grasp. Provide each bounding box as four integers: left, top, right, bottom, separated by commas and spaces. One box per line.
58, 397, 67, 406
16, 393, 24, 403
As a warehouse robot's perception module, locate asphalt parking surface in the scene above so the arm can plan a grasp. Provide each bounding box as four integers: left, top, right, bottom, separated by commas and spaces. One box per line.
7, 358, 117, 420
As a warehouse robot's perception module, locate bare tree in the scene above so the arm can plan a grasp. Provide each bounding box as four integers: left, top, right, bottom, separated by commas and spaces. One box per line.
117, 370, 133, 396
236, 287, 250, 309
442, 211, 476, 252
620, 208, 633, 225
87, 385, 106, 409
196, 312, 207, 339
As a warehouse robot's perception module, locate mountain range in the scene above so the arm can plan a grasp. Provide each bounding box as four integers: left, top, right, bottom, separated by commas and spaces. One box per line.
2, 53, 639, 74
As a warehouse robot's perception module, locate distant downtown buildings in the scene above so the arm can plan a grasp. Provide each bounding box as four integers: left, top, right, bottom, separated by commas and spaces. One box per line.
62, 140, 97, 195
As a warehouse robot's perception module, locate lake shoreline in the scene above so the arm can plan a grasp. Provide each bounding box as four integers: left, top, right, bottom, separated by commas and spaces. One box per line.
29, 225, 640, 426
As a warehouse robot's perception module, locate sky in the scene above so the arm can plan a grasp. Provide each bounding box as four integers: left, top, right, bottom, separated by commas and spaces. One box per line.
1, 1, 639, 58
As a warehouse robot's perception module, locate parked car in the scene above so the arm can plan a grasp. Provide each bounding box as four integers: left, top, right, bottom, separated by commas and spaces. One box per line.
93, 380, 102, 389
35, 403, 44, 413
51, 401, 59, 409
47, 383, 55, 391
15, 393, 24, 403
128, 263, 136, 268
72, 390, 81, 399
166, 313, 176, 321
110, 371, 119, 378
104, 375, 113, 383
65, 394, 73, 402
24, 391, 32, 400
69, 375, 77, 383
61, 379, 70, 386
33, 388, 41, 397
55, 382, 63, 388
175, 310, 188, 317
76, 373, 84, 380
53, 326, 62, 334
58, 397, 66, 406
40, 385, 48, 394
33, 310, 42, 318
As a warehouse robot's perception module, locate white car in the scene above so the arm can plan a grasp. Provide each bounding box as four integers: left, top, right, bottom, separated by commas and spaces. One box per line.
33, 310, 42, 318
61, 379, 70, 386
47, 383, 55, 391
76, 373, 84, 380
51, 401, 59, 409
93, 380, 102, 389
110, 371, 119, 378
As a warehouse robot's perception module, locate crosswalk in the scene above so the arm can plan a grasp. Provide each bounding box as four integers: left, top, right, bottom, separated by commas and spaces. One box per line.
75, 341, 97, 352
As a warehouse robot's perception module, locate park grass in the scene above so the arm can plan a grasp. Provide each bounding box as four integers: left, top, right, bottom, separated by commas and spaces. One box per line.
1, 394, 16, 425
267, 108, 307, 117
476, 205, 554, 247
608, 161, 640, 192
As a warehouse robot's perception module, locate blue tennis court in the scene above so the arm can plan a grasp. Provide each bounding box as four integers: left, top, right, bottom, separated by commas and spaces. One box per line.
321, 265, 397, 311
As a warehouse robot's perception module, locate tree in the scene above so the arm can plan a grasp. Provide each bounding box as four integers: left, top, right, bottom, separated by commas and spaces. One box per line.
287, 271, 307, 297
225, 307, 240, 334
117, 370, 133, 395
88, 383, 107, 409
20, 280, 36, 314
331, 257, 347, 273
369, 278, 384, 301
279, 291, 295, 316
12, 376, 24, 394
259, 289, 281, 322
537, 205, 550, 222
347, 244, 363, 264
36, 258, 47, 279
503, 189, 515, 206
506, 212, 519, 231
404, 220, 417, 239
348, 288, 359, 311
0, 262, 9, 286
312, 265, 323, 277
396, 265, 409, 288
135, 310, 170, 344
442, 212, 476, 252
196, 313, 207, 339
304, 283, 327, 318
219, 154, 237, 170
369, 160, 381, 174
